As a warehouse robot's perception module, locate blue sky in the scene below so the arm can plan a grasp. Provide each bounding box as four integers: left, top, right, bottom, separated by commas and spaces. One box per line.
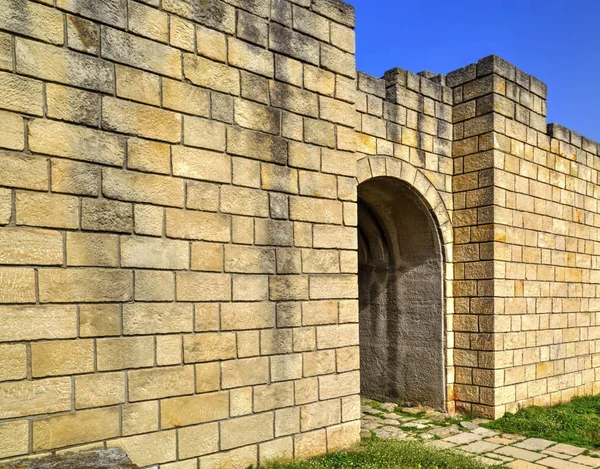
351, 0, 600, 142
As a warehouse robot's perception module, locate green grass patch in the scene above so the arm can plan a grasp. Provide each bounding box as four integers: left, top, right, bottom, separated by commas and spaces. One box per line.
485, 394, 600, 449
258, 438, 507, 469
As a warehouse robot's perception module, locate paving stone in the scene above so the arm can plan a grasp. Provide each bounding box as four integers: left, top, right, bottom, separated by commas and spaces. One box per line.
380, 403, 397, 412
485, 453, 515, 463
507, 461, 547, 469
461, 421, 479, 430
473, 418, 492, 425
443, 432, 483, 445
543, 450, 575, 460
429, 425, 461, 438
495, 446, 545, 462
373, 427, 406, 440
381, 419, 401, 426
547, 444, 586, 456
361, 406, 380, 415
515, 438, 556, 451
361, 421, 382, 430
476, 456, 502, 465
487, 436, 519, 445
382, 413, 400, 420
473, 427, 499, 437
536, 457, 591, 469
570, 455, 600, 467
360, 430, 372, 438
402, 422, 429, 430
426, 440, 456, 450
419, 433, 435, 440
461, 441, 501, 454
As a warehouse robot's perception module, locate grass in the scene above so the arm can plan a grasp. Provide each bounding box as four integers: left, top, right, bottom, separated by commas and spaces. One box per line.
485, 394, 600, 449
257, 438, 508, 469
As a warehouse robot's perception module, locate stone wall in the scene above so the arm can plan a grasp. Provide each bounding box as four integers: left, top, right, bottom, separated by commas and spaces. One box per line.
1, 0, 600, 466
0, 0, 362, 466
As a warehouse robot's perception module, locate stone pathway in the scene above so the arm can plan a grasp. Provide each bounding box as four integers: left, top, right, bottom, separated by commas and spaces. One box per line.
361, 399, 600, 468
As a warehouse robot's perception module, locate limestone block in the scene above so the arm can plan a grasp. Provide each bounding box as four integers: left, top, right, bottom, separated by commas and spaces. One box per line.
122, 401, 158, 436
230, 387, 253, 417
97, 336, 154, 371
0, 420, 28, 459
303, 350, 336, 377
228, 0, 270, 17
269, 276, 309, 301
186, 181, 219, 212
269, 23, 319, 66
235, 98, 280, 135
227, 126, 287, 164
310, 275, 357, 299
57, 0, 126, 28
134, 204, 163, 236
270, 81, 318, 117
33, 407, 120, 451
302, 251, 339, 275
193, 304, 218, 332
0, 32, 10, 72
102, 26, 180, 78
66, 15, 99, 54
183, 117, 226, 151
224, 245, 275, 274
201, 445, 257, 469
183, 54, 239, 95
75, 372, 125, 409
289, 142, 321, 171
221, 185, 269, 217
121, 236, 188, 270
317, 324, 359, 350
313, 225, 357, 250
255, 219, 294, 246
220, 413, 274, 450
170, 15, 194, 51
237, 10, 268, 47
259, 437, 293, 465
172, 146, 230, 182
183, 332, 236, 363
221, 302, 275, 330
337, 346, 360, 372
228, 37, 273, 78
163, 78, 209, 116
222, 357, 269, 389
128, 365, 194, 401
176, 272, 231, 301
327, 421, 361, 451
51, 159, 100, 196
233, 275, 268, 302
39, 268, 132, 303
191, 242, 223, 272
102, 97, 181, 143
126, 138, 170, 175
66, 232, 118, 267
295, 429, 326, 458
271, 354, 303, 382
295, 377, 319, 405
31, 339, 94, 377
107, 430, 176, 467
300, 399, 340, 431
254, 382, 294, 412
163, 0, 235, 34
195, 362, 220, 393
160, 392, 229, 428
0, 377, 71, 419
178, 423, 219, 459
0, 110, 23, 151
290, 196, 342, 224
116, 65, 160, 106
17, 38, 113, 93
128, 0, 168, 43
82, 198, 133, 233
166, 209, 230, 242
0, 0, 64, 44
275, 407, 300, 437
123, 303, 192, 335
0, 188, 10, 225
0, 268, 36, 303
196, 24, 227, 62
0, 71, 43, 116
0, 344, 26, 382
319, 371, 360, 400
0, 227, 62, 265
156, 335, 182, 366
29, 119, 124, 166
0, 305, 77, 342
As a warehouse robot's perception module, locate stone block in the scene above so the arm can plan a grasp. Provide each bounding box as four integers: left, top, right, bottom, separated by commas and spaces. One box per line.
96, 336, 154, 371
163, 0, 235, 34
327, 421, 361, 451
227, 126, 287, 163
128, 0, 168, 43
270, 276, 309, 301
166, 209, 230, 242
0, 344, 26, 382
116, 65, 160, 106
270, 23, 319, 66
170, 15, 194, 51
270, 80, 318, 117
17, 38, 113, 93
195, 362, 220, 393
163, 78, 210, 116
122, 401, 158, 436
107, 430, 176, 467
0, 0, 64, 45
275, 407, 300, 437
121, 236, 188, 270
319, 371, 360, 399
221, 185, 270, 217
259, 437, 294, 465
51, 159, 100, 196
196, 24, 227, 62
0, 268, 35, 303
235, 98, 280, 135
31, 339, 94, 377
57, 0, 126, 28
176, 272, 231, 301
82, 198, 132, 233
295, 429, 326, 458
184, 53, 240, 95
201, 445, 257, 469
66, 14, 99, 54
75, 372, 125, 409
39, 268, 132, 303
178, 423, 219, 459
0, 227, 62, 266
221, 302, 275, 330
128, 365, 194, 401
160, 391, 229, 428
0, 377, 71, 419
0, 420, 28, 459
310, 275, 357, 299
191, 242, 223, 272
134, 204, 163, 236
123, 303, 192, 335
183, 116, 226, 151
222, 357, 269, 388
102, 97, 181, 143
0, 71, 43, 116
66, 232, 118, 267
29, 119, 125, 167
271, 353, 303, 382
220, 413, 274, 450
317, 324, 359, 349
183, 332, 236, 363
229, 37, 273, 78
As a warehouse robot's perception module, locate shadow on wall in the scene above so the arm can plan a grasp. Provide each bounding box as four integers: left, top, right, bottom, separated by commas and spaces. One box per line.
358, 176, 445, 409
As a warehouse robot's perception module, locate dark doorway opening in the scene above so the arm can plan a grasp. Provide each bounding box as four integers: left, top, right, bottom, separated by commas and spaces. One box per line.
358, 176, 445, 409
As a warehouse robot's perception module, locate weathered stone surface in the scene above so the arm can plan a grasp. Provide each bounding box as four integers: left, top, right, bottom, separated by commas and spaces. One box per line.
2, 448, 136, 469
163, 0, 235, 34
0, 0, 64, 45
123, 303, 192, 335
0, 377, 71, 418
0, 71, 43, 116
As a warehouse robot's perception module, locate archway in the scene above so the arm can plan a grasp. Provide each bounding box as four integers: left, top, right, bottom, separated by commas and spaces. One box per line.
358, 176, 445, 409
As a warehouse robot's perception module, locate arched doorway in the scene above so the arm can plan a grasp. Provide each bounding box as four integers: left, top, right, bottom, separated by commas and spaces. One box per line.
358, 176, 445, 409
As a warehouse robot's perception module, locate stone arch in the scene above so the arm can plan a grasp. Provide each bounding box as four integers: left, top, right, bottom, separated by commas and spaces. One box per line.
355, 156, 452, 410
